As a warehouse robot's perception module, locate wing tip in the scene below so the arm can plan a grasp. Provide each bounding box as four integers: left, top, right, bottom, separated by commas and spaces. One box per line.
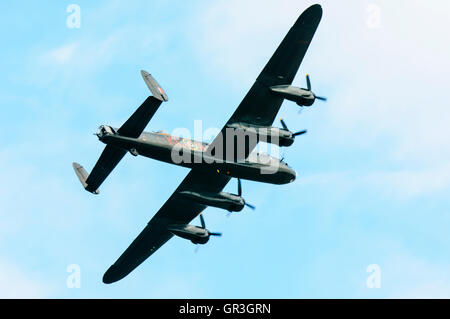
102, 271, 115, 284
102, 265, 124, 284
306, 3, 323, 14
294, 4, 323, 28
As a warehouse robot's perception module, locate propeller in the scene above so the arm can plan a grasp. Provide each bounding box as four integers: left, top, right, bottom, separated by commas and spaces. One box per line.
208, 232, 222, 237
199, 213, 222, 236
280, 119, 307, 137
306, 74, 327, 102
200, 212, 206, 228
238, 179, 255, 210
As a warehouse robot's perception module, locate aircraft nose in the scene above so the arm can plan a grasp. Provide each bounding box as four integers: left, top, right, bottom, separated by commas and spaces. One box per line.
290, 173, 296, 183
284, 165, 297, 183
289, 170, 296, 183
278, 164, 297, 184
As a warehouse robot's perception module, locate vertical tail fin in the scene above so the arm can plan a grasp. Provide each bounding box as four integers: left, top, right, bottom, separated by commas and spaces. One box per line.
141, 70, 168, 102
73, 162, 100, 194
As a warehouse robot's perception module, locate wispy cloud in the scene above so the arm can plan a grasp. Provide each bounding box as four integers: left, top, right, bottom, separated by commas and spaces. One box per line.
384, 252, 450, 298
28, 34, 119, 86
0, 258, 50, 298
1, 0, 450, 298
43, 42, 79, 65
189, 0, 450, 166
363, 164, 450, 199
297, 163, 450, 202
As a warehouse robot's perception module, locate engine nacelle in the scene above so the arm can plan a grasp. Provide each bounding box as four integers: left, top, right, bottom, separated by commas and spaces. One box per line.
167, 224, 210, 244
227, 122, 295, 147
178, 190, 245, 212
270, 85, 315, 106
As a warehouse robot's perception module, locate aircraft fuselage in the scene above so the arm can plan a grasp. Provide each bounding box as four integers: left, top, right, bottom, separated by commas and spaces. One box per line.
97, 126, 296, 185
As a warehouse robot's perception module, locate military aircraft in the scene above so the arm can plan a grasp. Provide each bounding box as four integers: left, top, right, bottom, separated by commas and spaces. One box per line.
73, 4, 324, 284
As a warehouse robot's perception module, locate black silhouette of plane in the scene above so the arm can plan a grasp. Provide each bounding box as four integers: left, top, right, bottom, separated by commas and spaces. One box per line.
73, 4, 324, 283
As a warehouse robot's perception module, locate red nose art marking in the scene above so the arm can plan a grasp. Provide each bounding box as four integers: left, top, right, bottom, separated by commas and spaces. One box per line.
158, 87, 165, 95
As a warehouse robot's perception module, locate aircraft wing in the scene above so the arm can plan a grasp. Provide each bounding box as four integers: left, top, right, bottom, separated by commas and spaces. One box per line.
206, 4, 322, 159
228, 4, 322, 126
103, 169, 230, 283
83, 146, 127, 194
102, 5, 322, 283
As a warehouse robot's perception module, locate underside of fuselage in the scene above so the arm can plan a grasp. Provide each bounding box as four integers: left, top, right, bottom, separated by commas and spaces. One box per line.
98, 129, 296, 185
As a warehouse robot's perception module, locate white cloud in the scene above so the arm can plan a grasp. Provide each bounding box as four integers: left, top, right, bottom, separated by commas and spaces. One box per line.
43, 42, 79, 65
297, 163, 450, 201
24, 3, 174, 87
0, 258, 50, 298
190, 0, 319, 87
383, 252, 450, 298
32, 34, 119, 85
363, 163, 450, 199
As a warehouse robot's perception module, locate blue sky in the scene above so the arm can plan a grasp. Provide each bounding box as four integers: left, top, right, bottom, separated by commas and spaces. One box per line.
1, 0, 450, 298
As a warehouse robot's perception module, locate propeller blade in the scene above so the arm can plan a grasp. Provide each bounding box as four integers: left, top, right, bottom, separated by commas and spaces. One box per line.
315, 95, 327, 101
237, 178, 242, 197
306, 74, 311, 91
245, 202, 256, 210
306, 74, 327, 102
209, 232, 222, 237
280, 118, 288, 130
238, 178, 255, 210
293, 130, 307, 136
195, 244, 200, 253
199, 213, 205, 229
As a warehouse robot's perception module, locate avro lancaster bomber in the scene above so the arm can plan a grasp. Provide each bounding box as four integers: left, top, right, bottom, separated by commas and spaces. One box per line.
73, 4, 324, 283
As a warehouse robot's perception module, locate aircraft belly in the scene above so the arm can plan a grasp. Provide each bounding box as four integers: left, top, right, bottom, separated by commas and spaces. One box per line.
103, 135, 295, 184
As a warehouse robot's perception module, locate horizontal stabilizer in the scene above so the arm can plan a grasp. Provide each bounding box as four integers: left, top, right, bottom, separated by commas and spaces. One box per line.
84, 145, 127, 194
141, 70, 168, 102
117, 96, 163, 138
72, 162, 99, 194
